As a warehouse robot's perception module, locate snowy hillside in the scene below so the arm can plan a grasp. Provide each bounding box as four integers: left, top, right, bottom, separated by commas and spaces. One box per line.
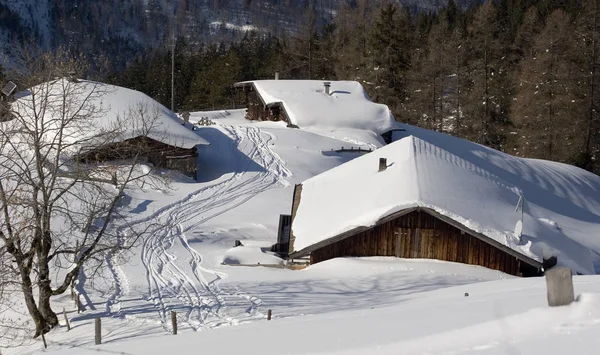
3, 108, 600, 355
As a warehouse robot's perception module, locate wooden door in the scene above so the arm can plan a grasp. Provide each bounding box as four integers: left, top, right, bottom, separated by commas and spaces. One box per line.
395, 227, 417, 258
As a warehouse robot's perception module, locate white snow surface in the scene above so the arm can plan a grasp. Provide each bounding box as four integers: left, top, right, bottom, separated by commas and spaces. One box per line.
5, 108, 600, 355
293, 124, 600, 274
221, 244, 283, 265
236, 80, 398, 134
15, 259, 600, 355
12, 79, 208, 150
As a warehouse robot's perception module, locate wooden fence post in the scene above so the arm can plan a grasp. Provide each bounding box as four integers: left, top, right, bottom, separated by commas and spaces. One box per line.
267, 309, 272, 321
95, 318, 101, 345
41, 332, 47, 349
63, 308, 71, 331
77, 294, 82, 313
171, 311, 177, 335
546, 267, 575, 307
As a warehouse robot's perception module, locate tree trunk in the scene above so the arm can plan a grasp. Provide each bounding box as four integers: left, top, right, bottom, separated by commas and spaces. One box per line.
37, 228, 60, 334
38, 274, 59, 334
20, 270, 51, 337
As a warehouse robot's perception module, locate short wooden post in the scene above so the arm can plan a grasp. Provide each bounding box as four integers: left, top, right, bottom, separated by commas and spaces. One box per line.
378, 157, 388, 172
546, 267, 575, 307
77, 294, 82, 313
62, 308, 71, 331
267, 309, 272, 321
171, 311, 177, 335
94, 317, 101, 345
41, 332, 47, 349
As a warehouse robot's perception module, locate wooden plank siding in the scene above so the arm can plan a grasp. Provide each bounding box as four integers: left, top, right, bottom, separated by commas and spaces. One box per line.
76, 136, 198, 179
309, 210, 528, 276
240, 85, 290, 124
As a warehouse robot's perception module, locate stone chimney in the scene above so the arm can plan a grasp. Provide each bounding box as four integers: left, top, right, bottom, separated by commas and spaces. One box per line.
324, 82, 331, 95
379, 158, 387, 172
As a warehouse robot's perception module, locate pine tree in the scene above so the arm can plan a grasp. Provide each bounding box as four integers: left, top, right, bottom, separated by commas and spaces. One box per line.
332, 0, 375, 82
463, 0, 508, 148
405, 17, 452, 130
575, 0, 600, 171
368, 4, 413, 115
511, 9, 586, 162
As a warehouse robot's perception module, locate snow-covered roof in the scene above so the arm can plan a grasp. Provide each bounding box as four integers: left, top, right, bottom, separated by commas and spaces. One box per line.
12, 79, 209, 149
292, 124, 600, 274
235, 80, 398, 134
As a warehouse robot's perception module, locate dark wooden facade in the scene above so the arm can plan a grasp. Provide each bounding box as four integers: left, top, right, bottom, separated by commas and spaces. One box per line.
77, 136, 198, 179
235, 83, 290, 123
290, 183, 541, 276
273, 214, 292, 256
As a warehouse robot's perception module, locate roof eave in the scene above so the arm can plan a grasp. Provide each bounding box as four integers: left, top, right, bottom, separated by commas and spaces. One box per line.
290, 206, 542, 269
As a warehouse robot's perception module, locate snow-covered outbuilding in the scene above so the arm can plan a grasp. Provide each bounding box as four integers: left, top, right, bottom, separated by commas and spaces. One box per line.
286, 124, 600, 276
233, 80, 399, 141
12, 79, 209, 178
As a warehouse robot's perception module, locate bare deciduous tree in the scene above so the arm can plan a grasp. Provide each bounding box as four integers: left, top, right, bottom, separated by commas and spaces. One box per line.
0, 48, 168, 337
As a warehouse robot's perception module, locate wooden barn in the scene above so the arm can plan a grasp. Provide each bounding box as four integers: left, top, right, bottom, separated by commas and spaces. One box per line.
234, 81, 290, 124
233, 80, 400, 142
287, 190, 542, 276
76, 136, 199, 178
282, 127, 600, 276
18, 79, 210, 179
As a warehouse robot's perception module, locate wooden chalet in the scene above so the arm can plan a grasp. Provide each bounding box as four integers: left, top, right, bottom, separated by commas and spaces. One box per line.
274, 129, 600, 277
76, 136, 199, 178
19, 79, 211, 179
285, 184, 542, 276
233, 80, 400, 143
234, 81, 292, 124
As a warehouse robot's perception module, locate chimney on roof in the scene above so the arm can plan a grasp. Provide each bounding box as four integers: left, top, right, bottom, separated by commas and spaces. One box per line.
275, 72, 279, 80
324, 82, 331, 95
378, 158, 387, 172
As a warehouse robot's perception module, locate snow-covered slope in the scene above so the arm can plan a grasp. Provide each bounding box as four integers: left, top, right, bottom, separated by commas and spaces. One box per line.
237, 80, 398, 135
4, 107, 600, 355
293, 124, 600, 274
11, 79, 208, 150
20, 259, 600, 355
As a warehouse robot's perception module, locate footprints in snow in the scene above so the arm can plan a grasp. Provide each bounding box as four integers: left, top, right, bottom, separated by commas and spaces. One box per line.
105, 124, 289, 332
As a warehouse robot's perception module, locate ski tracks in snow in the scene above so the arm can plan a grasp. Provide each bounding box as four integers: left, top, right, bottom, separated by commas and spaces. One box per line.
105, 124, 291, 332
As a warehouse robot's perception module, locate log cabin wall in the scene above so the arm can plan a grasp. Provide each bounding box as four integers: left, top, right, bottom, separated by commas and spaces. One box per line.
309, 210, 530, 276
77, 136, 198, 178
244, 89, 284, 122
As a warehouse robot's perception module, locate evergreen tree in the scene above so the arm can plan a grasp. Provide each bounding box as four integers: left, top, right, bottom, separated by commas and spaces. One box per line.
333, 0, 376, 82
369, 4, 413, 115
575, 0, 600, 171
511, 9, 585, 162
405, 17, 452, 130
463, 0, 507, 148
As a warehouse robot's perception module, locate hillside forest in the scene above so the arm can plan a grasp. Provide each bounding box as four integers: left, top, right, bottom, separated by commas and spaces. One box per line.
6, 0, 600, 175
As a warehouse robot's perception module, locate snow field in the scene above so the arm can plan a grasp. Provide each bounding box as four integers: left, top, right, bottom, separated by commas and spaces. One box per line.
4, 107, 600, 355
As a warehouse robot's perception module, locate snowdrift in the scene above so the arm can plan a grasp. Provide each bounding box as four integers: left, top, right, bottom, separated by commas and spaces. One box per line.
293, 124, 600, 274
